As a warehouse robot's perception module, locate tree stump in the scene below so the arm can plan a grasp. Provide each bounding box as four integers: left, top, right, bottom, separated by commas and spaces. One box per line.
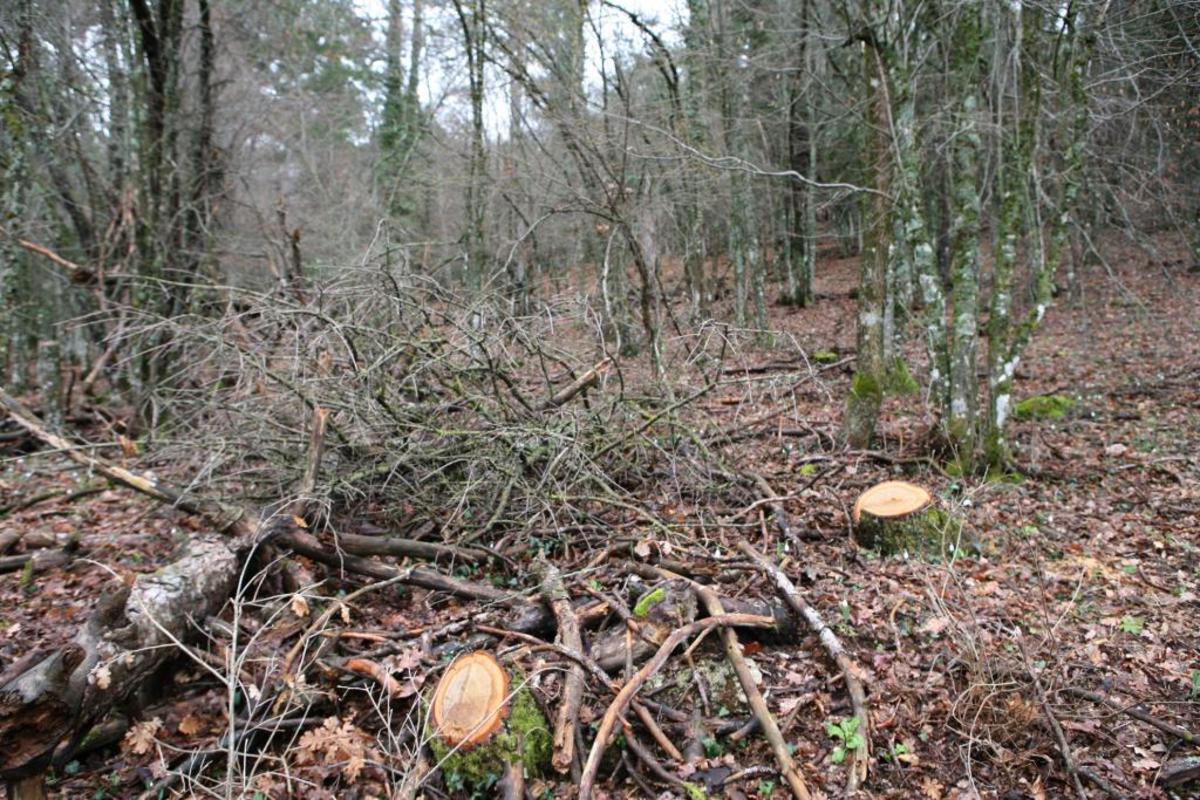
428, 652, 551, 793
852, 481, 960, 557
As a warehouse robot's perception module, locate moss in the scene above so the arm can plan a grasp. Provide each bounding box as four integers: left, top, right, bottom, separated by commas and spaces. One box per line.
1013, 394, 1075, 421
429, 671, 552, 791
849, 372, 882, 402
854, 505, 965, 559
799, 463, 818, 477
813, 350, 840, 365
886, 358, 919, 395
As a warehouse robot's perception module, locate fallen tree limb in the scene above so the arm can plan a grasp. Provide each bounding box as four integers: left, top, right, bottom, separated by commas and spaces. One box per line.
538, 357, 612, 410
0, 388, 254, 537
737, 540, 871, 794
0, 536, 240, 781
332, 530, 488, 564
539, 561, 586, 774
577, 613, 776, 800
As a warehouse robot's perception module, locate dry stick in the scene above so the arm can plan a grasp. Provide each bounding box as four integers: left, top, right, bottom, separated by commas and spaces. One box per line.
1017, 637, 1088, 800
1061, 686, 1197, 745
737, 541, 871, 794
340, 657, 405, 698
576, 613, 776, 800
672, 570, 813, 800
538, 561, 587, 774
537, 357, 612, 410
633, 702, 684, 763
620, 721, 689, 792
0, 387, 255, 537
11, 237, 97, 283
297, 406, 330, 500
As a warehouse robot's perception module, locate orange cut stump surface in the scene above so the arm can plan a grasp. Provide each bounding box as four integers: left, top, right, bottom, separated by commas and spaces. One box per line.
852, 481, 932, 524
430, 651, 510, 748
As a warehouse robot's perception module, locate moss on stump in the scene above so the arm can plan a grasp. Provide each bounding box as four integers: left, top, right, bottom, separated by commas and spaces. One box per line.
852, 481, 962, 558
427, 651, 552, 791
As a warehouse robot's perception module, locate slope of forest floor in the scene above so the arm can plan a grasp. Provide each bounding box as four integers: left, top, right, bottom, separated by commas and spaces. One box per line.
2, 243, 1197, 799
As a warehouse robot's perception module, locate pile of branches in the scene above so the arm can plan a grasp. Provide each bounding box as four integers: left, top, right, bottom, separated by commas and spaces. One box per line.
0, 378, 872, 798
126, 259, 744, 555
1, 259, 863, 797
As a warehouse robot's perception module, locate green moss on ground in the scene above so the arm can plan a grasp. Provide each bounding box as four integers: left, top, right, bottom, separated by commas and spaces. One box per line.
1013, 394, 1075, 421
813, 350, 840, 364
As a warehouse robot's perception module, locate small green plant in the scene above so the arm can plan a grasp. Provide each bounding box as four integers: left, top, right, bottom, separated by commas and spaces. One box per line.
702, 736, 724, 758
881, 742, 909, 762
799, 463, 818, 477
826, 716, 865, 764
757, 779, 777, 795
1119, 615, 1145, 634
1189, 671, 1199, 699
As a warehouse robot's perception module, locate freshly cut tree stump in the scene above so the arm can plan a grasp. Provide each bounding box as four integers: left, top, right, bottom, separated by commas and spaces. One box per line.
852, 481, 960, 557
428, 652, 551, 792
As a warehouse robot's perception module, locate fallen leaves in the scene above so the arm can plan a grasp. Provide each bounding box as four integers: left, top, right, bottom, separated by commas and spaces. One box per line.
123, 717, 162, 755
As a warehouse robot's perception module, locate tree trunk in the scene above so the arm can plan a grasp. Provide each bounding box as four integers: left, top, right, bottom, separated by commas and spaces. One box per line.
844, 36, 890, 448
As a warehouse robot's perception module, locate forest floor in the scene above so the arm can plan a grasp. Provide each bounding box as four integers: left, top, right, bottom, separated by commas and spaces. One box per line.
2, 242, 1198, 799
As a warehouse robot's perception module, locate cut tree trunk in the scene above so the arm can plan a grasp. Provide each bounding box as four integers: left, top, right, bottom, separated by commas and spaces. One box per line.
851, 481, 961, 557
427, 651, 551, 793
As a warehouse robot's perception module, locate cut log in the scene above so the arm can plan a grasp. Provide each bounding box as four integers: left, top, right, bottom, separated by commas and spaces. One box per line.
427, 652, 551, 791
851, 481, 959, 557
0, 536, 240, 782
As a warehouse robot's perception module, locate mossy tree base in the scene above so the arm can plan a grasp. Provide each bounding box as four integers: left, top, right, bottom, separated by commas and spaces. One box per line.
853, 505, 963, 558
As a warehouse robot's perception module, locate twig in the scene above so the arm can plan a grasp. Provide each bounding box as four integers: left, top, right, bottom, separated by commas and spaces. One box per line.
679, 571, 813, 800
577, 613, 776, 800
737, 541, 871, 794
1017, 634, 1087, 800
1061, 686, 1197, 745
537, 357, 612, 410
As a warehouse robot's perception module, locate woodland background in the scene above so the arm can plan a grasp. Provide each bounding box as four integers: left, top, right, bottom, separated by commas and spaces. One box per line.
0, 0, 1198, 798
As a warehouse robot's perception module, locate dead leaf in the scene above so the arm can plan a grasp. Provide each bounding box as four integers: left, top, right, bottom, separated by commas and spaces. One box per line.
633, 540, 652, 558
292, 515, 308, 528
178, 714, 203, 736
90, 663, 112, 690
123, 717, 163, 755
921, 616, 952, 635
920, 776, 943, 799
291, 594, 310, 618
